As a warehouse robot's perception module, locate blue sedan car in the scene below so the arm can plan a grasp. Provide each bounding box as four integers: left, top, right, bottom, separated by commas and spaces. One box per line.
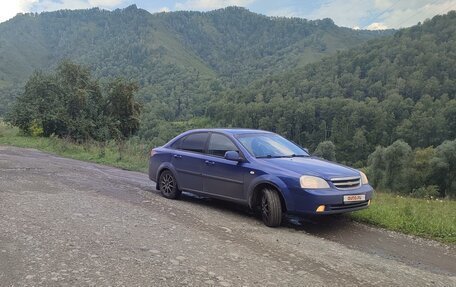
149, 129, 374, 227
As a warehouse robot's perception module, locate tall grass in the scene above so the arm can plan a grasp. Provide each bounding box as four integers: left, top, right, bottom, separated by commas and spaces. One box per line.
0, 121, 150, 172
350, 192, 456, 243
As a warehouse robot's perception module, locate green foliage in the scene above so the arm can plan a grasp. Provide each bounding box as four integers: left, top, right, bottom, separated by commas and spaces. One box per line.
6, 61, 141, 142
367, 140, 456, 198
105, 79, 141, 140
411, 186, 440, 199
29, 120, 44, 137
367, 140, 413, 193
431, 140, 456, 198
313, 140, 336, 161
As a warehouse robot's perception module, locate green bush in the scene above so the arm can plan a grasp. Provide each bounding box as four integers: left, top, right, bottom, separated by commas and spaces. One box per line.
410, 185, 440, 199
7, 61, 141, 143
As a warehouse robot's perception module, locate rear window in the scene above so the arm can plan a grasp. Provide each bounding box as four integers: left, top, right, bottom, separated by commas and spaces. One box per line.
180, 133, 208, 153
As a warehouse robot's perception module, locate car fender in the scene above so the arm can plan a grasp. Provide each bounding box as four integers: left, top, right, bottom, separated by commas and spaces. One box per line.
155, 162, 180, 190
247, 174, 290, 210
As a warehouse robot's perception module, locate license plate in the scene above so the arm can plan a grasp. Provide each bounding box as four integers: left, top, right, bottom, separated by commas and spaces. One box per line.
343, 194, 365, 203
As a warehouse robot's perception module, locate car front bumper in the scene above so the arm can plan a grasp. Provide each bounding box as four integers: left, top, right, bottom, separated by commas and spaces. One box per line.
285, 184, 374, 216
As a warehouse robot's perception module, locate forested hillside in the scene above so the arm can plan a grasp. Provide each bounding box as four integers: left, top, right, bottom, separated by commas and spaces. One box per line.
157, 7, 386, 85
0, 5, 387, 115
205, 11, 456, 165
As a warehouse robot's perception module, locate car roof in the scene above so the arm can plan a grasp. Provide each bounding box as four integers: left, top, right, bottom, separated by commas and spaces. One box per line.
185, 128, 272, 136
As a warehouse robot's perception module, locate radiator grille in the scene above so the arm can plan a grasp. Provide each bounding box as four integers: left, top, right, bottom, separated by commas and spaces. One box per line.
331, 177, 361, 190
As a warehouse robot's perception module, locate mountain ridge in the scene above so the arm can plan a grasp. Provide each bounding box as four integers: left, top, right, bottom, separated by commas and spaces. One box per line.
0, 5, 392, 114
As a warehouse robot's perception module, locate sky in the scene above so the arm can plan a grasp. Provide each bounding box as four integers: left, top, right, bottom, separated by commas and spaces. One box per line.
1, 0, 456, 29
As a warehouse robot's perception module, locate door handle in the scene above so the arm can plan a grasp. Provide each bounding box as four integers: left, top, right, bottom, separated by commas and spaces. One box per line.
204, 160, 215, 165
173, 154, 182, 159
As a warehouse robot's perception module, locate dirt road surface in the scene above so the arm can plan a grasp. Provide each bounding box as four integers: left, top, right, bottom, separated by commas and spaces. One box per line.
0, 146, 455, 286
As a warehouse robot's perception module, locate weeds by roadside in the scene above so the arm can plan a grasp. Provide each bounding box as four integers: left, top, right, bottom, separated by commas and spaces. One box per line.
0, 121, 150, 172
350, 192, 455, 243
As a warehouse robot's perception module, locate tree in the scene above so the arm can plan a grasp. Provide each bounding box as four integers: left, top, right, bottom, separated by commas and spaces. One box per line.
105, 78, 141, 140
367, 140, 413, 193
431, 140, 456, 197
313, 141, 336, 161
383, 140, 413, 192
410, 146, 436, 190
367, 146, 386, 188
7, 61, 141, 144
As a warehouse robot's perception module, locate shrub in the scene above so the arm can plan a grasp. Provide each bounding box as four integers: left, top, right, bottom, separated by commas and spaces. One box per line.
410, 185, 440, 199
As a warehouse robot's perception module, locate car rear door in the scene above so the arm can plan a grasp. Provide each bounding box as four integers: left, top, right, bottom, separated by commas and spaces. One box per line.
202, 133, 247, 200
171, 132, 208, 193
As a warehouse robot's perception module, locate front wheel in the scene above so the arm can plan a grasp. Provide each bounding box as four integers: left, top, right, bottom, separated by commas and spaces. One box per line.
261, 188, 282, 227
159, 170, 181, 199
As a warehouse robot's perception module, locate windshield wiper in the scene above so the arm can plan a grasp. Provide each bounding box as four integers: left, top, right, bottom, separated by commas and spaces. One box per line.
256, 154, 309, 159
256, 155, 290, 159
288, 154, 308, 157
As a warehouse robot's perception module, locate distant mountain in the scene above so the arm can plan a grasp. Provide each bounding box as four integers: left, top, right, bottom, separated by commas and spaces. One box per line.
227, 11, 456, 103
0, 5, 390, 114
156, 7, 389, 85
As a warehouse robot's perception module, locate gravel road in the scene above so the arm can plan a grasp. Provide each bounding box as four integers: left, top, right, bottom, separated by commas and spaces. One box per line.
0, 146, 455, 286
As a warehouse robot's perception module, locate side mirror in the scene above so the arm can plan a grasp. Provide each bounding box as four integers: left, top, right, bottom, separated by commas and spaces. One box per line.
224, 151, 241, 161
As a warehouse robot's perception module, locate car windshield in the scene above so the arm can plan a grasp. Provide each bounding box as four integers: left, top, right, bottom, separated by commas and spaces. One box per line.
237, 133, 309, 158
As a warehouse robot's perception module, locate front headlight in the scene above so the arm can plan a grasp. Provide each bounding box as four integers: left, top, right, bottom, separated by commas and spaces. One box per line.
300, 175, 330, 189
360, 171, 369, 185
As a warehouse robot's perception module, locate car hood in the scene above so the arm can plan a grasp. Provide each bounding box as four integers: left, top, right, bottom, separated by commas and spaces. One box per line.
258, 157, 360, 179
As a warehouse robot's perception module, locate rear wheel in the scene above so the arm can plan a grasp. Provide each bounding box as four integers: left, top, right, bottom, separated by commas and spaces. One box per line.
261, 188, 282, 227
159, 170, 181, 199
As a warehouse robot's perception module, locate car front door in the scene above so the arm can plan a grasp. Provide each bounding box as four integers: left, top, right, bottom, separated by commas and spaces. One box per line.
202, 133, 247, 200
171, 132, 208, 193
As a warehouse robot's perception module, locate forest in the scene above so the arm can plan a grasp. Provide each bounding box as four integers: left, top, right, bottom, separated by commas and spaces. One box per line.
1, 7, 455, 197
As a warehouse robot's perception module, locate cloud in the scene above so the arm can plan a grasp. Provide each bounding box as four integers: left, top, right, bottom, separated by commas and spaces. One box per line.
366, 22, 388, 30
373, 0, 394, 10
33, 0, 124, 12
296, 0, 456, 29
301, 0, 378, 28
157, 7, 171, 13
267, 7, 300, 18
376, 0, 456, 28
88, 0, 123, 7
175, 0, 256, 11
0, 0, 127, 22
0, 0, 38, 23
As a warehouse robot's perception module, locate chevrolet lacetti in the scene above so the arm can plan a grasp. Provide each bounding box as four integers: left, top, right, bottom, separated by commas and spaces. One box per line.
148, 129, 374, 227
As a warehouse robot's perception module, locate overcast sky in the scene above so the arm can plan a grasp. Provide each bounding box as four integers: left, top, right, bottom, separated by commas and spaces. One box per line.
1, 0, 456, 29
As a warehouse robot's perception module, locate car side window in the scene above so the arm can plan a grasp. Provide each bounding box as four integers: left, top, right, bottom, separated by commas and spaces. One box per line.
170, 138, 182, 149
208, 133, 238, 157
180, 133, 208, 153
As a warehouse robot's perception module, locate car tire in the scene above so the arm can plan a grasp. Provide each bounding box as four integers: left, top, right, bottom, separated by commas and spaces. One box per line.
261, 188, 282, 227
159, 170, 181, 199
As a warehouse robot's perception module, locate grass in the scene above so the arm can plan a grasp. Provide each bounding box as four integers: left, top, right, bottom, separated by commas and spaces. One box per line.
349, 192, 456, 243
1, 121, 455, 244
0, 121, 150, 172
